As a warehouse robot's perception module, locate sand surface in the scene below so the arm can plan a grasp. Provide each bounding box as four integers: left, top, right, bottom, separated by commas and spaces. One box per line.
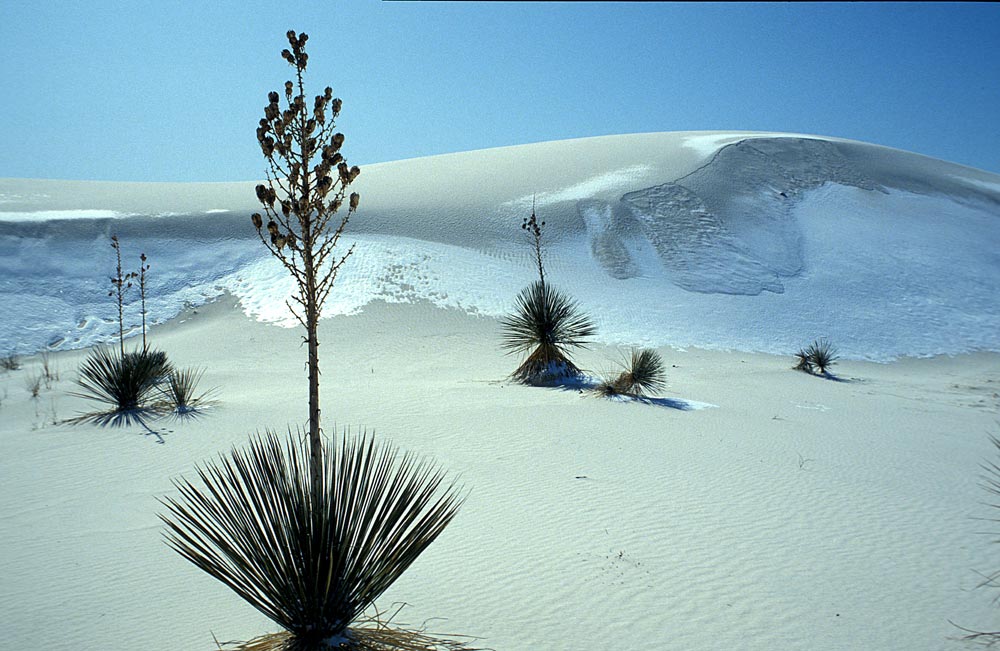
2, 296, 999, 650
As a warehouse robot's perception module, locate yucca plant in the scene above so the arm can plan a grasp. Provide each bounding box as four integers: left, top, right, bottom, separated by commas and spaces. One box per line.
500, 280, 596, 385
70, 346, 172, 426
160, 430, 465, 650
953, 435, 1000, 644
800, 339, 838, 376
793, 348, 813, 373
598, 348, 666, 398
158, 366, 216, 417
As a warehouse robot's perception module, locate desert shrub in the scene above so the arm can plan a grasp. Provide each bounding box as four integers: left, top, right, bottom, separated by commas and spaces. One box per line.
71, 346, 172, 425
1, 352, 20, 371
41, 351, 58, 389
158, 367, 215, 416
25, 372, 42, 399
500, 280, 596, 384
160, 430, 465, 650
598, 348, 666, 398
793, 348, 812, 373
794, 339, 839, 376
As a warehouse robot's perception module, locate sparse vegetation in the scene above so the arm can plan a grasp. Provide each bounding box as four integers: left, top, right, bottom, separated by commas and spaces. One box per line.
108, 235, 138, 357
1, 352, 20, 371
794, 339, 839, 376
160, 31, 466, 650
501, 280, 596, 384
250, 29, 360, 494
161, 430, 466, 651
952, 435, 1000, 644
138, 252, 150, 348
25, 372, 42, 399
40, 351, 58, 389
158, 367, 215, 416
522, 198, 546, 286
598, 348, 666, 398
503, 204, 595, 385
70, 346, 172, 426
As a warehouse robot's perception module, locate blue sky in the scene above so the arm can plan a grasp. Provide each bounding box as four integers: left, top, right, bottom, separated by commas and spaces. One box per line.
2, 1, 998, 181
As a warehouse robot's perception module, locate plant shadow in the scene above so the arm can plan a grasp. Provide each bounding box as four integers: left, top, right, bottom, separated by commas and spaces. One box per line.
65, 408, 171, 443
518, 373, 703, 411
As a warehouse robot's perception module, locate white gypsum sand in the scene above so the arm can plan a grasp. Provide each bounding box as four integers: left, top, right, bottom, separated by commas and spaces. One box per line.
0, 297, 998, 650
1, 131, 999, 649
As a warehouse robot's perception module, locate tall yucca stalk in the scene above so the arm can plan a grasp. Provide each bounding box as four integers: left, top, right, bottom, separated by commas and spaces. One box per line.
500, 280, 596, 384
160, 431, 462, 649
251, 30, 360, 498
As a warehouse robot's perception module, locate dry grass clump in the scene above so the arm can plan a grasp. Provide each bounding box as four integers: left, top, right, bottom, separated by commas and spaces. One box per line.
597, 348, 666, 398
794, 339, 839, 376
160, 430, 464, 651
221, 606, 481, 650
1, 352, 20, 371
500, 280, 595, 385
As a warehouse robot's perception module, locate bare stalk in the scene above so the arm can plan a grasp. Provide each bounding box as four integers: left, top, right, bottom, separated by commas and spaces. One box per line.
522, 197, 546, 287
139, 253, 150, 349
108, 235, 137, 357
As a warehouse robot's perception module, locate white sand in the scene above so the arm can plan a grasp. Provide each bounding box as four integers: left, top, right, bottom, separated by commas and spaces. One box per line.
2, 296, 998, 650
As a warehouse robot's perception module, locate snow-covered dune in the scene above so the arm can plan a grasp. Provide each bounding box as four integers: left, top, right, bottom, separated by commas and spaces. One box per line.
2, 131, 998, 360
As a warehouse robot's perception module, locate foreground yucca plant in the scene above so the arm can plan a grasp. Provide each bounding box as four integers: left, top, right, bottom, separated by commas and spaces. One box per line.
70, 346, 172, 425
500, 280, 596, 384
159, 430, 465, 650
598, 348, 666, 398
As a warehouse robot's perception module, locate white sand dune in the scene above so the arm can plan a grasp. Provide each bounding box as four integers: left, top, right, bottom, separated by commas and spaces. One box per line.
2, 131, 999, 359
2, 131, 1000, 650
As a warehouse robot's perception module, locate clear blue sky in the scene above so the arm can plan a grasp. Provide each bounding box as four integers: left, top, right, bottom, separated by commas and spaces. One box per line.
2, 1, 998, 181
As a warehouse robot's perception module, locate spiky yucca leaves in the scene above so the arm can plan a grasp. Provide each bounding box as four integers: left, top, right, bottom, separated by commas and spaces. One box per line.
804, 339, 838, 375
159, 430, 463, 650
70, 346, 172, 425
500, 280, 596, 384
599, 348, 666, 398
793, 348, 812, 373
158, 367, 216, 416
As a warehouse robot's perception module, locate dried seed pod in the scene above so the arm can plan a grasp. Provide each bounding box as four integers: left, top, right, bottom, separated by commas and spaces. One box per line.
251, 213, 263, 229
285, 81, 293, 97
349, 192, 360, 210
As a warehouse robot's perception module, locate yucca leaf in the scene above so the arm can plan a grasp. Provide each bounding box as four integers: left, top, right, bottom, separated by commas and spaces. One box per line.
159, 430, 463, 647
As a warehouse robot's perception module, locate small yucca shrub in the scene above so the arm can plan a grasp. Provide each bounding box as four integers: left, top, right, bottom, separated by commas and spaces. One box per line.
500, 280, 596, 385
70, 346, 172, 425
795, 339, 838, 376
160, 430, 464, 650
598, 348, 666, 398
158, 367, 215, 416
